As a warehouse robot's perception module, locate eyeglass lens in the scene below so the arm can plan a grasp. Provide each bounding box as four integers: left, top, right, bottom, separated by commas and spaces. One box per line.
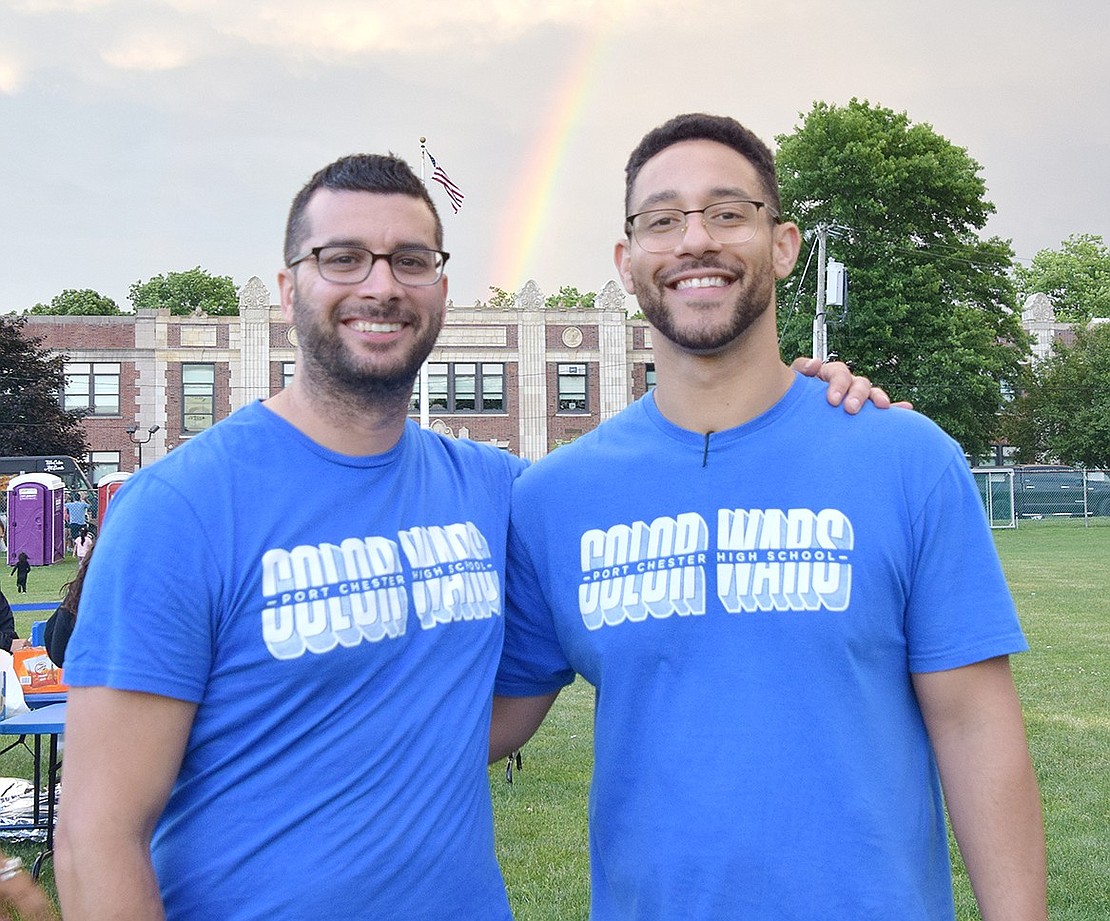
315, 246, 444, 285
630, 201, 764, 252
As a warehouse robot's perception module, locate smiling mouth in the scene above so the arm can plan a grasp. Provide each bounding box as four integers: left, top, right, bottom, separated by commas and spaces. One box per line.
347, 319, 404, 333
673, 275, 731, 290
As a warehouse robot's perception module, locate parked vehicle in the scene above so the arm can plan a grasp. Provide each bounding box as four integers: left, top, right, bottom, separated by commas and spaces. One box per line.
1012, 465, 1110, 518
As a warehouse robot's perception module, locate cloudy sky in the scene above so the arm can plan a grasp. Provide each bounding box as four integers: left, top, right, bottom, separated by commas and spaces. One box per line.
1, 0, 1106, 313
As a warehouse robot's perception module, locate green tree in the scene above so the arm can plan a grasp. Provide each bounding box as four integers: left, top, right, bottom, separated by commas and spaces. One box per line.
544, 286, 595, 309
1014, 233, 1110, 323
0, 315, 88, 456
28, 288, 122, 315
1003, 323, 1110, 468
129, 267, 238, 316
775, 99, 1028, 459
484, 286, 516, 309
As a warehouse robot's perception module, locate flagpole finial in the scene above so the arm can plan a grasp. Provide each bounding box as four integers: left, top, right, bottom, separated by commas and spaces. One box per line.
419, 136, 426, 144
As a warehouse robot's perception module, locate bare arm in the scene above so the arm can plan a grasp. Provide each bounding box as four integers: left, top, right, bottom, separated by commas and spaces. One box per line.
912, 657, 1047, 921
56, 687, 197, 921
489, 691, 561, 763
791, 356, 913, 412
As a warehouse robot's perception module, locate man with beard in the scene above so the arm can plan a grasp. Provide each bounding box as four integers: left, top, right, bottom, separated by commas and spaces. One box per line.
491, 114, 1047, 920
56, 155, 523, 920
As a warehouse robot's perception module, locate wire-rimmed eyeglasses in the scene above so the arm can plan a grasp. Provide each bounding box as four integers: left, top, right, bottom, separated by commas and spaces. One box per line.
625, 199, 779, 253
288, 245, 450, 286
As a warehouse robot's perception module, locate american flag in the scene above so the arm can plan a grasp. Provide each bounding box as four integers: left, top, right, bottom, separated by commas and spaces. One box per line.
426, 150, 465, 213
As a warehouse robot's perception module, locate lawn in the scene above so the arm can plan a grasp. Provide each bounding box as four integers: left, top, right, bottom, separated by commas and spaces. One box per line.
490, 522, 1110, 921
2, 529, 1106, 919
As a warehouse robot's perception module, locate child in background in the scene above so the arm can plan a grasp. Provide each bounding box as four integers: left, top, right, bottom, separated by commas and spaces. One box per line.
10, 552, 30, 593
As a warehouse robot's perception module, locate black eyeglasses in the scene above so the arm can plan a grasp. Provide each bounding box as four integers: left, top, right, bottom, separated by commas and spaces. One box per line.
288, 245, 450, 286
625, 200, 779, 253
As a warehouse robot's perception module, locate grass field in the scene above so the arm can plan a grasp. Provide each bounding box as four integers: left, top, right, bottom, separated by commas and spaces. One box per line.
3, 527, 1107, 919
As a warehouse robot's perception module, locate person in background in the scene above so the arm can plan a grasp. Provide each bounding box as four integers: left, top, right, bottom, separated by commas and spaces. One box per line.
73, 526, 94, 564
0, 586, 29, 653
9, 554, 30, 595
492, 113, 1046, 920
44, 544, 94, 667
63, 492, 91, 553
0, 852, 58, 920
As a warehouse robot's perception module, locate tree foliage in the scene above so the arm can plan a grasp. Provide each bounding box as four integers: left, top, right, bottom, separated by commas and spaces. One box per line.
0, 315, 88, 457
129, 267, 238, 316
775, 99, 1028, 459
1002, 323, 1110, 468
544, 286, 595, 309
28, 288, 123, 315
1014, 234, 1110, 323
483, 286, 516, 309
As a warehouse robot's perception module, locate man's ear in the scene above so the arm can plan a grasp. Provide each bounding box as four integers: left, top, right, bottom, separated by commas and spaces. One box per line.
772, 221, 802, 280
614, 238, 635, 294
277, 268, 296, 323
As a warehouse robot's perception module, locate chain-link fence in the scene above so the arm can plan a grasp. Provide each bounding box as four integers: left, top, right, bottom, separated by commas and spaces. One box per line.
973, 466, 1110, 529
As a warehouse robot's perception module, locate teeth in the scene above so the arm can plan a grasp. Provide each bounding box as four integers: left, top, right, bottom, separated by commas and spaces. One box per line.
675, 276, 728, 290
349, 320, 402, 333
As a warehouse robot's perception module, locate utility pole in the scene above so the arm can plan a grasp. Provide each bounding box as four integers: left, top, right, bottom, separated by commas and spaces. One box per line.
812, 223, 829, 362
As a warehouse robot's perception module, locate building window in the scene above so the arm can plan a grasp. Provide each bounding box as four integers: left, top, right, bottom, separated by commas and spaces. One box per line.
557, 363, 589, 413
645, 363, 656, 391
87, 451, 121, 485
63, 362, 120, 415
182, 363, 216, 434
282, 362, 295, 389
410, 363, 505, 413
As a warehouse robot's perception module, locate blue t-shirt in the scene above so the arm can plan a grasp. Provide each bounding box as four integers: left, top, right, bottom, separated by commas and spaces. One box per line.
67, 401, 524, 920
497, 374, 1027, 921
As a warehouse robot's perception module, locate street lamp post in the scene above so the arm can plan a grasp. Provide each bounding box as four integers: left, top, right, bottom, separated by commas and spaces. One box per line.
126, 423, 161, 469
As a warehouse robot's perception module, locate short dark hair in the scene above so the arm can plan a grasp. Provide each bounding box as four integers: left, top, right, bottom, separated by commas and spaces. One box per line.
284, 154, 443, 265
623, 113, 781, 216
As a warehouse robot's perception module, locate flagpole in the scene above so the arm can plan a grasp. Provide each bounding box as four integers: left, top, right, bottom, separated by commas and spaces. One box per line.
417, 136, 430, 430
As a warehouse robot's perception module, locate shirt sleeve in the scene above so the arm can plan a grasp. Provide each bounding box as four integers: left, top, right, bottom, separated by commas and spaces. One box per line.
63, 472, 220, 702
905, 449, 1028, 673
495, 509, 577, 697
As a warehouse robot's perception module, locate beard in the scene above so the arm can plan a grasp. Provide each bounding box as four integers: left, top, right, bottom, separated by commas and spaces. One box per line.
633, 258, 775, 354
291, 290, 443, 405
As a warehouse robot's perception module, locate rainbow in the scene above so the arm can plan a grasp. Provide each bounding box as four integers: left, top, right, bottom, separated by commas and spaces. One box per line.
489, 26, 611, 293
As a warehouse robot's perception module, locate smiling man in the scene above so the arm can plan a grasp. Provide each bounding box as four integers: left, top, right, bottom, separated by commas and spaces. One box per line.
492, 114, 1047, 920
56, 155, 523, 921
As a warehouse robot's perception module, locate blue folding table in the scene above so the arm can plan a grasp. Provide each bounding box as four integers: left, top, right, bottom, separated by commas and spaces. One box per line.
0, 702, 66, 879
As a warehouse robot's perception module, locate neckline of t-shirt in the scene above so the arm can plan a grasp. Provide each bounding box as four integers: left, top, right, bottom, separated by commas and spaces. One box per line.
252, 399, 410, 470
641, 372, 807, 449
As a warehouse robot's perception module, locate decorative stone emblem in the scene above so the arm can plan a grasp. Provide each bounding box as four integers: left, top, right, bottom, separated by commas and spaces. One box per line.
518, 280, 543, 311
596, 280, 627, 312
562, 326, 584, 348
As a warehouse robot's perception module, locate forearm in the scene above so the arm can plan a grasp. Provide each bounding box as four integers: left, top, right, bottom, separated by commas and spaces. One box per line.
939, 729, 1046, 920
916, 659, 1047, 921
489, 691, 559, 763
55, 826, 166, 921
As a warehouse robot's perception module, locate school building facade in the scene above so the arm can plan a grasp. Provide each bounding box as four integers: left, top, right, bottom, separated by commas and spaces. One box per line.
24, 277, 657, 482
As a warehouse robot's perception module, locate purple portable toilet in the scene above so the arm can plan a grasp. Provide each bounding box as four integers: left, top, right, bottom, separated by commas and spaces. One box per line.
6, 473, 65, 566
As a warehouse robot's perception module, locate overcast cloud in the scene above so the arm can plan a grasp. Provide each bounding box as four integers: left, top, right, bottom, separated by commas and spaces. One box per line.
1, 0, 1106, 312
